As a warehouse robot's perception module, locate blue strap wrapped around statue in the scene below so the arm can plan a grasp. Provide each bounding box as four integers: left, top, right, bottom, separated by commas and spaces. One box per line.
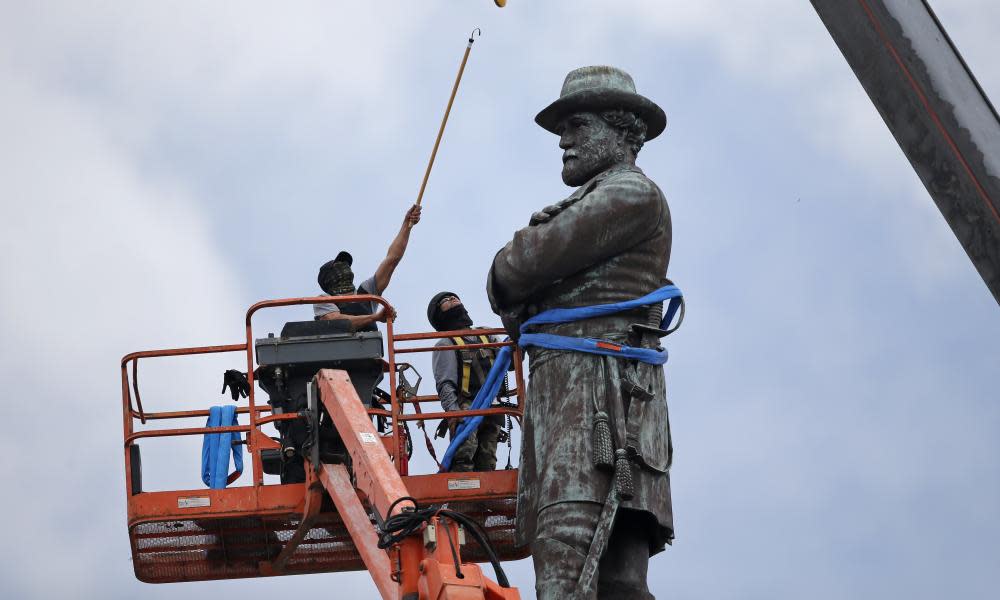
201, 405, 244, 489
439, 285, 683, 471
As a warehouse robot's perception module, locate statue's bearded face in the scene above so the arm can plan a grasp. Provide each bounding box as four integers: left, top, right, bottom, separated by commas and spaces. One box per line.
558, 111, 621, 186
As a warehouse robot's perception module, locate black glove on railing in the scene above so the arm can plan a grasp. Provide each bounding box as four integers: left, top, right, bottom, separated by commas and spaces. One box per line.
221, 369, 250, 401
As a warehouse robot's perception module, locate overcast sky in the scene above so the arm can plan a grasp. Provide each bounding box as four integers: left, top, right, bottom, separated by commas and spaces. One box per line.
2, 1, 999, 599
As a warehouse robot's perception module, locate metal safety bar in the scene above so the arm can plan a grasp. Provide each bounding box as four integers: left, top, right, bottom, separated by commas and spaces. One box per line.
119, 295, 527, 495
120, 342, 254, 498
120, 295, 397, 493
389, 326, 526, 476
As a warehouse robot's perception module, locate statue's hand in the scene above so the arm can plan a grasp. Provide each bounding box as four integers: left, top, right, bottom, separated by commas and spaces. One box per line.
499, 307, 525, 341
529, 204, 562, 226
529, 197, 582, 226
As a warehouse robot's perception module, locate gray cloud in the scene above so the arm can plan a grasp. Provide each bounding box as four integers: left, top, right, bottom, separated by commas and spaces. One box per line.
2, 2, 998, 598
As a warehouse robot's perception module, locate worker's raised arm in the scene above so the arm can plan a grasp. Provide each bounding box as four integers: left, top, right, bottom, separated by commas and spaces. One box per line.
373, 204, 421, 294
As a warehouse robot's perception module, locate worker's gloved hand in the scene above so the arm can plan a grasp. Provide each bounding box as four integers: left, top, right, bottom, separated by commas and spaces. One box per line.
404, 204, 421, 228
222, 369, 250, 401
375, 306, 397, 323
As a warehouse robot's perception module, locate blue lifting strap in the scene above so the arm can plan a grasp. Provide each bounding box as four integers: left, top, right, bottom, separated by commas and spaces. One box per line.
201, 405, 244, 489
439, 285, 683, 471
440, 346, 513, 471
518, 284, 683, 365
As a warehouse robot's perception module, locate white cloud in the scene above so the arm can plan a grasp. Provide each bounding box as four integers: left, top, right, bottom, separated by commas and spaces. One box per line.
625, 0, 1000, 187
0, 53, 249, 596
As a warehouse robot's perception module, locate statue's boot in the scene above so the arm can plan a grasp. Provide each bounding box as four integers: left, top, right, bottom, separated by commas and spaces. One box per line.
596, 509, 656, 600
532, 502, 602, 600
533, 502, 657, 600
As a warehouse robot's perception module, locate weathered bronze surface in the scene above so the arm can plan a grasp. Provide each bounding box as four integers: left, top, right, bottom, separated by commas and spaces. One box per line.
488, 66, 673, 599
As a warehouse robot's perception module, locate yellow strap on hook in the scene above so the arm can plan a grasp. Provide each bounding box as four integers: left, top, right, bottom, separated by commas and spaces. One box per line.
415, 28, 481, 207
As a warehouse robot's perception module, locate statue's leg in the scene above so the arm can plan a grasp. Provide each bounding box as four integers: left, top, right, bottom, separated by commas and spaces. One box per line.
473, 421, 500, 471
531, 501, 603, 600
596, 510, 655, 600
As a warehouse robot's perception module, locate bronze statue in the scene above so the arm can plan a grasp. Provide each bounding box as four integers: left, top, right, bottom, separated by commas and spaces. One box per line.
488, 66, 674, 600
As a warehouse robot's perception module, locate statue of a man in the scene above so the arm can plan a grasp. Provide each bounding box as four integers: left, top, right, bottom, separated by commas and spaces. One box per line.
487, 66, 674, 600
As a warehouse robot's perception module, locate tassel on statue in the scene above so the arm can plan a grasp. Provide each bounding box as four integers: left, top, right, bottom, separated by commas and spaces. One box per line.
614, 448, 634, 500
592, 411, 614, 471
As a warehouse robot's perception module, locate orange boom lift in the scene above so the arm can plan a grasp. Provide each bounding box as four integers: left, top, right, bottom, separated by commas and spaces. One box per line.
121, 23, 526, 598
121, 295, 526, 599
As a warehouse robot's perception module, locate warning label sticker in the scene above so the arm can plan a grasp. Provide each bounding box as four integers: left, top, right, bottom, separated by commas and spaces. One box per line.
359, 432, 378, 445
447, 478, 481, 491
177, 496, 211, 509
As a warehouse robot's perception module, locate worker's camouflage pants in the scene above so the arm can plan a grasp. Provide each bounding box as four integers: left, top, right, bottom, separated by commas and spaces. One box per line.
449, 399, 501, 472
532, 502, 656, 600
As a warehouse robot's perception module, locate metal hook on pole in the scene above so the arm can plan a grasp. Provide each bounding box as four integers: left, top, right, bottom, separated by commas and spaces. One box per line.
415, 29, 481, 207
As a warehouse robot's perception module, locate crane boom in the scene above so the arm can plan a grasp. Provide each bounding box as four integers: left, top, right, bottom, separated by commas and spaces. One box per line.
313, 368, 521, 600
811, 0, 1000, 305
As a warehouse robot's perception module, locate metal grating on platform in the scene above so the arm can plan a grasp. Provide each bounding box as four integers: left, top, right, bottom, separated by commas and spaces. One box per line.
131, 513, 366, 583
130, 497, 526, 583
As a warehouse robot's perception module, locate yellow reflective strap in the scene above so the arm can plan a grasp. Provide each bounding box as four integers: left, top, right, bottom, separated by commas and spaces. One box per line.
452, 336, 471, 395
479, 335, 495, 365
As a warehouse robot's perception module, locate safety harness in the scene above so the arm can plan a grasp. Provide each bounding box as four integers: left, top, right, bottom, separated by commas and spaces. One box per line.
453, 335, 495, 397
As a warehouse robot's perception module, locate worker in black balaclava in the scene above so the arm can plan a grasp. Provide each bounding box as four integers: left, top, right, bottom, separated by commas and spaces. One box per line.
428, 291, 474, 332
427, 292, 502, 472
317, 251, 356, 296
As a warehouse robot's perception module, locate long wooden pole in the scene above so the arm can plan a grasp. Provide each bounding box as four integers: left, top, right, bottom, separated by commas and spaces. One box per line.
415, 29, 479, 206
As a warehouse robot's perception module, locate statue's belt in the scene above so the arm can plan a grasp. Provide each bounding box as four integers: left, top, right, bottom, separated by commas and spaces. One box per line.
518, 285, 683, 365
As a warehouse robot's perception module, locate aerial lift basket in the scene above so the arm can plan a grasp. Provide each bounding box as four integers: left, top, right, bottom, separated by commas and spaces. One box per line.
121, 295, 528, 590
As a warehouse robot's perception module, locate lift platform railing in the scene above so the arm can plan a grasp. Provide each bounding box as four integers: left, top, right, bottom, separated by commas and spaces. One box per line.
120, 295, 395, 491
388, 326, 525, 475
119, 294, 529, 586
120, 294, 525, 491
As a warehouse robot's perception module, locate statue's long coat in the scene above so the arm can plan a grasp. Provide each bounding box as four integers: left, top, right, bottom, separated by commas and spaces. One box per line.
487, 163, 675, 552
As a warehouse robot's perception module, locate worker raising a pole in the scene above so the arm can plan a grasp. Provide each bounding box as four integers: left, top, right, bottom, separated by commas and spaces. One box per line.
310, 29, 484, 348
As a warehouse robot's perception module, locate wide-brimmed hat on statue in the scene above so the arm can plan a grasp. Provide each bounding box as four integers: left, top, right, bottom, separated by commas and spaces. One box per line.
535, 65, 666, 140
